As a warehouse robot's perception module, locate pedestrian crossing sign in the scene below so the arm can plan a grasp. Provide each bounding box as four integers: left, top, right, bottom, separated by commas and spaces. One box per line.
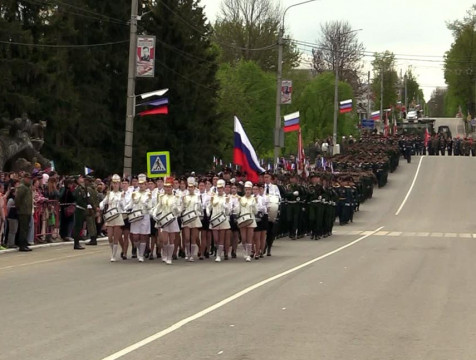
147, 151, 170, 178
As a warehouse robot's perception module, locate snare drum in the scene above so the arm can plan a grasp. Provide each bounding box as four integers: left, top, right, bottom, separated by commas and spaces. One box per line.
182, 210, 198, 225
128, 209, 144, 223
267, 195, 280, 223
103, 207, 120, 222
157, 212, 175, 228
237, 212, 253, 228
210, 212, 226, 228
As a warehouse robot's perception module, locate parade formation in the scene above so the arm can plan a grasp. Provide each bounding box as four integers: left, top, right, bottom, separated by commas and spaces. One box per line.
51, 132, 410, 265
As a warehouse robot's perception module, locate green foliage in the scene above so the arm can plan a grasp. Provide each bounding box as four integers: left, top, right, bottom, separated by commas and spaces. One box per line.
444, 5, 476, 116
292, 71, 356, 153
136, 0, 220, 175
405, 69, 425, 105
371, 51, 399, 110
216, 60, 275, 161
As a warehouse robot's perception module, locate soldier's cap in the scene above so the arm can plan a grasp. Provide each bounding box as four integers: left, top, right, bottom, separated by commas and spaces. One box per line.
223, 167, 232, 174
235, 170, 243, 176
138, 173, 147, 184
111, 174, 121, 183
244, 181, 253, 188
23, 172, 32, 178
217, 179, 226, 188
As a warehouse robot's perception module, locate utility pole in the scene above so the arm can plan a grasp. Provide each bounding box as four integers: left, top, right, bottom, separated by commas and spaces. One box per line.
332, 36, 339, 153
123, 0, 138, 178
404, 73, 408, 113
380, 66, 383, 133
274, 0, 318, 166
274, 26, 283, 165
367, 71, 370, 119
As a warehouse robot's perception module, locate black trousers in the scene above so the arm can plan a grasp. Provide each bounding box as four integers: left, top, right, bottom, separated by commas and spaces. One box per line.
18, 214, 31, 248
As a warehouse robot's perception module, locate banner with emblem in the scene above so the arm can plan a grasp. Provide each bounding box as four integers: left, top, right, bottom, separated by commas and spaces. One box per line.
136, 35, 156, 78
281, 80, 293, 104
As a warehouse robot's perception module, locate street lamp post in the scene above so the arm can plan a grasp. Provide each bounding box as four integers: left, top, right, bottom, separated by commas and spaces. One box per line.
274, 0, 318, 166
332, 28, 361, 154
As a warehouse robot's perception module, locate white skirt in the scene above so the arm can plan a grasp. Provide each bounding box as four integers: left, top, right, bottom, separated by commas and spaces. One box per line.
211, 219, 230, 230
182, 217, 202, 229
105, 214, 125, 227
130, 214, 151, 235
162, 218, 180, 233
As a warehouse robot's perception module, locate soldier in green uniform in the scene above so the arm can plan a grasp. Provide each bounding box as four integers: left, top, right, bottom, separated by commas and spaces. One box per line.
286, 173, 301, 239
72, 175, 87, 250
84, 176, 100, 245
307, 173, 324, 240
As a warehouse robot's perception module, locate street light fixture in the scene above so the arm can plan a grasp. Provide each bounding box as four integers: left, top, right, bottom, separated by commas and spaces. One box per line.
274, 0, 319, 165
332, 28, 362, 155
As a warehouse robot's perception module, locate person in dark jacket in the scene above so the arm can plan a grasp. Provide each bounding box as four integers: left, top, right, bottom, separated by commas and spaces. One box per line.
15, 173, 33, 251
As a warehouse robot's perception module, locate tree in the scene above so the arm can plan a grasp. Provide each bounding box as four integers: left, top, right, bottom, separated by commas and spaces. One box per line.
136, 0, 220, 175
404, 69, 425, 108
294, 71, 356, 152
0, 0, 45, 119
213, 0, 300, 72
444, 5, 476, 117
311, 20, 364, 95
428, 87, 447, 117
216, 60, 275, 161
371, 51, 399, 111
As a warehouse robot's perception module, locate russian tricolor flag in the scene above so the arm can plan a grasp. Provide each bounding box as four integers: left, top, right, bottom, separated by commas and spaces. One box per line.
371, 111, 380, 121
233, 116, 265, 183
339, 99, 352, 114
283, 111, 300, 133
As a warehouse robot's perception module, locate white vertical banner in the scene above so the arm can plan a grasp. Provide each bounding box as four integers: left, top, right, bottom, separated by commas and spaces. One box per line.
136, 35, 156, 77
281, 80, 292, 104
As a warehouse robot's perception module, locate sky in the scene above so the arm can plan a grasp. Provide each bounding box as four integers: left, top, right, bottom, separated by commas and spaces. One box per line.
200, 0, 475, 101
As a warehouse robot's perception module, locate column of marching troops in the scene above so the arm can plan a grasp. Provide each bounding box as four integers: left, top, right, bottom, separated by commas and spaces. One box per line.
398, 133, 476, 156
68, 134, 401, 264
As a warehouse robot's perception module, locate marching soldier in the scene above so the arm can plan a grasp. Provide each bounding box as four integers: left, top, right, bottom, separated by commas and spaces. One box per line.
72, 175, 87, 250
84, 176, 100, 246
285, 174, 300, 240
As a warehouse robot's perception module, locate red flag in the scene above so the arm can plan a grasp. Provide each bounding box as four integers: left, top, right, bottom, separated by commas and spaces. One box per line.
424, 128, 430, 147
139, 105, 168, 116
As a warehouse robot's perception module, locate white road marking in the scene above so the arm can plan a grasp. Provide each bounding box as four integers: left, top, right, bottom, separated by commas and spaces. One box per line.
100, 226, 384, 360
388, 232, 402, 236
395, 156, 424, 216
431, 232, 443, 237
444, 233, 457, 238
375, 231, 389, 236
0, 251, 102, 271
416, 232, 429, 237
459, 233, 472, 238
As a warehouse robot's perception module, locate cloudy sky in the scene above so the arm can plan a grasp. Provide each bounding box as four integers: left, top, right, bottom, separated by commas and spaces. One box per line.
200, 0, 475, 101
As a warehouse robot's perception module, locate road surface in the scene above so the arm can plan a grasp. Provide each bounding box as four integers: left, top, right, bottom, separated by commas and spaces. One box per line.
2, 155, 476, 360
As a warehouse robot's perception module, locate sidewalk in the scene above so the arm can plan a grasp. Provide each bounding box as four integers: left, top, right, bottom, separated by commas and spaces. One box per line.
0, 236, 109, 255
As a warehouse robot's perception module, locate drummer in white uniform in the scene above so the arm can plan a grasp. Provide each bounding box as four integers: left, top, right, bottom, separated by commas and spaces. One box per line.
127, 174, 153, 262
253, 183, 268, 259
120, 178, 133, 259
198, 178, 211, 260
152, 179, 181, 265
100, 174, 125, 262
238, 181, 257, 262
263, 172, 281, 256
208, 179, 231, 262
181, 177, 202, 262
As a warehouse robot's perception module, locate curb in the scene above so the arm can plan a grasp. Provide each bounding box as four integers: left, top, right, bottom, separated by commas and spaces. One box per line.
0, 236, 109, 255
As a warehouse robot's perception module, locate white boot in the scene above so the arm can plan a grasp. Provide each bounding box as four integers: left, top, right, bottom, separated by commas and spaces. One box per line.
215, 244, 224, 262
111, 244, 118, 262
245, 244, 252, 262
138, 243, 146, 262
166, 244, 174, 264
190, 244, 198, 262
184, 244, 190, 260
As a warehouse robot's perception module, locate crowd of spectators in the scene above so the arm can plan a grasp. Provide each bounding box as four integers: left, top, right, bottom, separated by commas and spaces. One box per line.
0, 171, 108, 251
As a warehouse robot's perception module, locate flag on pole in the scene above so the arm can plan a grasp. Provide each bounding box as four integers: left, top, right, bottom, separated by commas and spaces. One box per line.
339, 99, 352, 114
136, 97, 169, 107
233, 116, 265, 182
371, 111, 380, 121
84, 166, 94, 175
283, 111, 300, 132
139, 105, 168, 116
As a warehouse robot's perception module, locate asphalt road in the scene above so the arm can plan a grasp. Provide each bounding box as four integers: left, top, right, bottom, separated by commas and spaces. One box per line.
2, 155, 476, 360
